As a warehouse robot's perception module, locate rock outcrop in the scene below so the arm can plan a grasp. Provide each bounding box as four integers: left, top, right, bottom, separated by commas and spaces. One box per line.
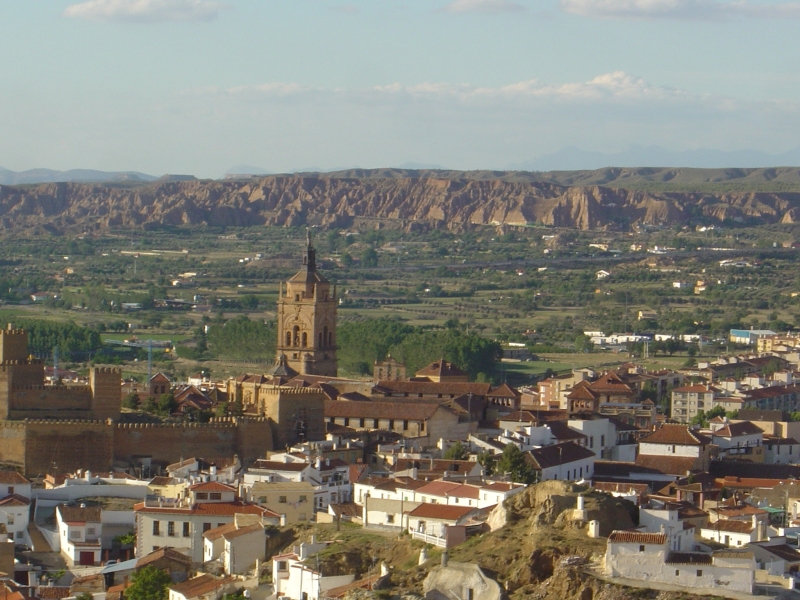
2, 175, 800, 233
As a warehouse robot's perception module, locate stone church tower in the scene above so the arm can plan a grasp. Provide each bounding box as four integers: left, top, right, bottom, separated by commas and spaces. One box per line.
276, 233, 337, 377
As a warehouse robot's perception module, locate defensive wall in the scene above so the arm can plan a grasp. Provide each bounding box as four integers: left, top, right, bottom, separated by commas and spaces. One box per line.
0, 416, 274, 477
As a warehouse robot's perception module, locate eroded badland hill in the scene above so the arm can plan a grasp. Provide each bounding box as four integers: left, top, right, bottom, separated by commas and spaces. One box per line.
4, 168, 800, 233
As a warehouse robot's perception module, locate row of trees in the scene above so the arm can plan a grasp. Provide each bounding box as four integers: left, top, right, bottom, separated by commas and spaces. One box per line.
336, 318, 503, 379
0, 316, 103, 359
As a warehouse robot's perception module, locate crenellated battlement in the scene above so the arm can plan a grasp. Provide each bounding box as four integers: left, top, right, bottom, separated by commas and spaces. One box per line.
23, 418, 110, 426
0, 329, 26, 337
12, 385, 92, 392
92, 366, 121, 374
259, 385, 325, 395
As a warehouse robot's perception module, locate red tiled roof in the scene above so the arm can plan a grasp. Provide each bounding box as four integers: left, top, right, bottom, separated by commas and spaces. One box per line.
712, 421, 764, 438
170, 574, 230, 599
373, 381, 491, 397
405, 503, 475, 521
135, 500, 280, 518
608, 531, 667, 544
188, 481, 236, 493
0, 471, 29, 485
415, 359, 468, 379
641, 424, 710, 446
634, 455, 698, 476
526, 442, 595, 470
325, 399, 444, 421
673, 384, 714, 393
136, 546, 192, 568
702, 520, 753, 534
57, 505, 101, 523
0, 494, 30, 507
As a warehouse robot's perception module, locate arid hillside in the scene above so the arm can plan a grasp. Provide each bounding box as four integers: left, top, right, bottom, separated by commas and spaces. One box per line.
3, 174, 800, 232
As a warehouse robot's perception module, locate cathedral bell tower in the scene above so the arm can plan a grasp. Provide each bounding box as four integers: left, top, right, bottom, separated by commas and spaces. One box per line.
276, 231, 338, 377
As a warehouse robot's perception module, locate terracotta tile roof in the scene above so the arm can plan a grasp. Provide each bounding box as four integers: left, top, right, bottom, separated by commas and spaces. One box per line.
526, 442, 595, 470
338, 391, 371, 402
0, 471, 29, 485
587, 372, 634, 395
0, 586, 24, 600
566, 381, 599, 401
634, 455, 698, 476
547, 421, 588, 441
712, 421, 764, 438
641, 424, 710, 446
170, 574, 230, 599
488, 383, 520, 398
222, 523, 264, 540
481, 482, 525, 492
607, 531, 667, 544
136, 546, 192, 568
405, 503, 475, 521
372, 381, 491, 397
135, 500, 280, 518
149, 476, 178, 486
57, 504, 101, 523
325, 399, 450, 421
328, 503, 362, 518
188, 481, 236, 493
0, 494, 30, 507
36, 588, 71, 600
714, 504, 767, 518
203, 522, 238, 541
250, 460, 310, 472
714, 476, 789, 489
673, 384, 714, 393
753, 543, 800, 562
415, 359, 468, 379
703, 520, 753, 534
415, 481, 481, 500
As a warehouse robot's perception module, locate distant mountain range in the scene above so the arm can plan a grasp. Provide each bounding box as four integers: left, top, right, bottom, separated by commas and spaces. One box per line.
0, 167, 160, 186
513, 145, 800, 171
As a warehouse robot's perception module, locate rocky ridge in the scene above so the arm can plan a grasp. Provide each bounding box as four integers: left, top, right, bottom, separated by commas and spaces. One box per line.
3, 175, 800, 233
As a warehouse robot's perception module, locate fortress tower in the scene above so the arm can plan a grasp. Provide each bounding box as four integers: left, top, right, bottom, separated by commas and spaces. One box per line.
276, 232, 338, 377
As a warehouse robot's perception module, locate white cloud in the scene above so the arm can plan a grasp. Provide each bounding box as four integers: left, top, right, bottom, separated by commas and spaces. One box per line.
561, 0, 800, 20
444, 0, 525, 13
63, 0, 223, 23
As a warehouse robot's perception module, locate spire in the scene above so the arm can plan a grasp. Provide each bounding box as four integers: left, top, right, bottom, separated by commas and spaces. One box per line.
303, 228, 316, 271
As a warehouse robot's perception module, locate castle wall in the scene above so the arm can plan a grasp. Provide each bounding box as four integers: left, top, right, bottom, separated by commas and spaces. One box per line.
259, 387, 325, 449
0, 328, 29, 363
90, 367, 122, 421
0, 421, 27, 469
24, 419, 114, 477
8, 386, 93, 419
113, 417, 273, 468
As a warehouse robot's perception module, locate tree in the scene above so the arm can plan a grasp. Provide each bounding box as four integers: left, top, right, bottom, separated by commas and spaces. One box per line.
495, 444, 535, 484
126, 565, 172, 600
158, 393, 177, 415
361, 247, 378, 267
477, 451, 495, 476
573, 334, 593, 353
443, 441, 466, 460
122, 393, 140, 410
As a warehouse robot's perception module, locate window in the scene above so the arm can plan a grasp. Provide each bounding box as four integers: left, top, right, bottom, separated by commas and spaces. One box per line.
203, 523, 211, 532
600, 435, 605, 447
696, 570, 703, 577
259, 496, 267, 504
87, 526, 95, 535
183, 522, 190, 537
386, 515, 395, 524
7, 515, 13, 525
8, 487, 13, 495
153, 521, 160, 536
279, 496, 287, 504
675, 570, 680, 576
168, 522, 175, 537
70, 531, 81, 540
209, 493, 222, 500
639, 545, 645, 553
299, 495, 307, 503
196, 492, 208, 500
277, 561, 288, 572
15, 531, 22, 539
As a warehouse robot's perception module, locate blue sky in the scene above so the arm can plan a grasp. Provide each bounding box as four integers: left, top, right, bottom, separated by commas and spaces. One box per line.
1, 0, 800, 176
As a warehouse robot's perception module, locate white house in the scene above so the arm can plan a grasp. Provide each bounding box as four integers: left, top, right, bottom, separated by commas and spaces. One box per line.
272, 552, 355, 600
710, 421, 764, 462
635, 425, 712, 475
203, 516, 266, 575
135, 489, 280, 563
525, 442, 596, 481
168, 574, 234, 600
638, 505, 694, 551
605, 531, 754, 594
699, 516, 764, 548
56, 504, 102, 566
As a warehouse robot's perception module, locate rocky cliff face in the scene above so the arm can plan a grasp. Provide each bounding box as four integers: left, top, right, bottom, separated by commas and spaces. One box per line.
2, 176, 800, 232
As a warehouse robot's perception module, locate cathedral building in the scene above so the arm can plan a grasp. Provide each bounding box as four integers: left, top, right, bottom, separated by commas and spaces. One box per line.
275, 233, 338, 377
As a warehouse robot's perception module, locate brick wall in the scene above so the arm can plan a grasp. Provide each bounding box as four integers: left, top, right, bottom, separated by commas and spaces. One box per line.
24, 420, 114, 476
90, 367, 122, 420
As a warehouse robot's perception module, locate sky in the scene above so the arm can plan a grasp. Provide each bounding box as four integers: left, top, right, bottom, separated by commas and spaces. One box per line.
1, 0, 800, 177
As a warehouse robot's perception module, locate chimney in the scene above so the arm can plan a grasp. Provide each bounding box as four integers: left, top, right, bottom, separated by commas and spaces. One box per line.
752, 514, 759, 540
441, 551, 449, 567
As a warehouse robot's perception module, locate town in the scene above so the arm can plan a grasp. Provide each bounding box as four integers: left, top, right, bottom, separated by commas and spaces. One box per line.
1, 240, 800, 600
